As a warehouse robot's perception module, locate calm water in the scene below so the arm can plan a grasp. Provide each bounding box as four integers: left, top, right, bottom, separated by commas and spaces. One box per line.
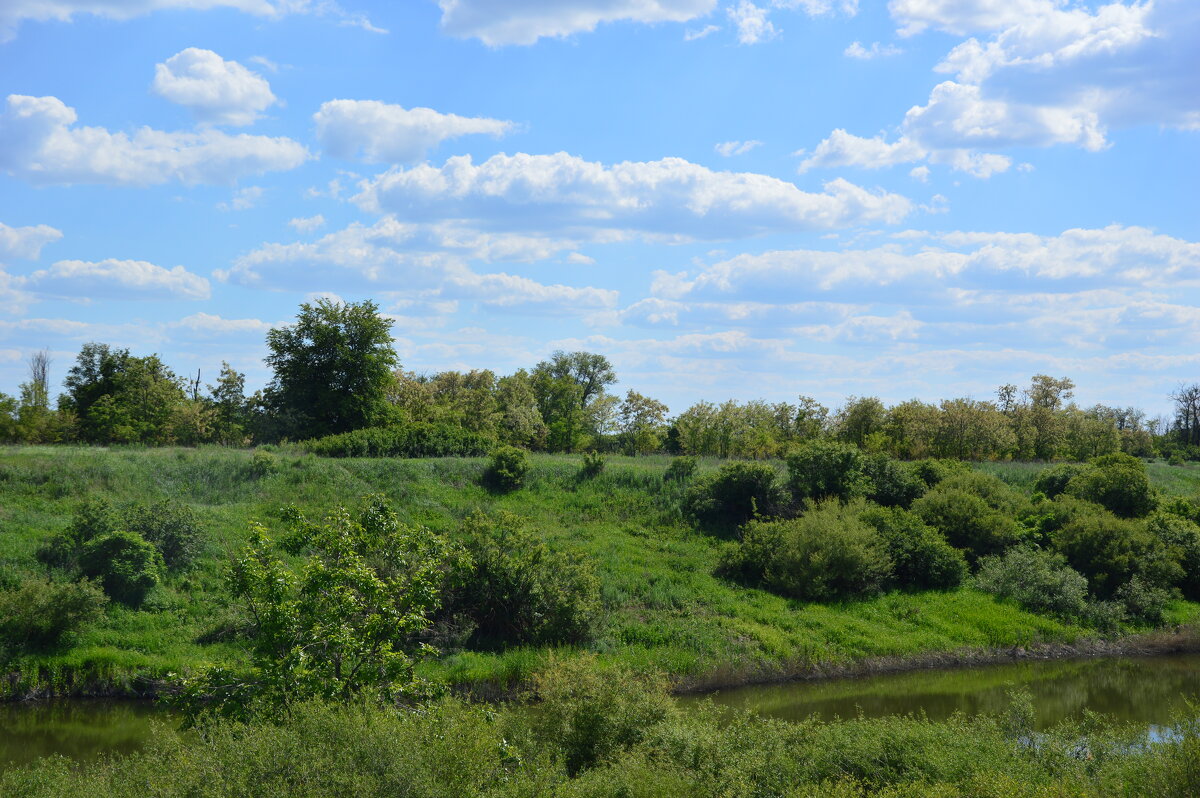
1, 654, 1198, 769
0, 699, 177, 768
682, 653, 1200, 730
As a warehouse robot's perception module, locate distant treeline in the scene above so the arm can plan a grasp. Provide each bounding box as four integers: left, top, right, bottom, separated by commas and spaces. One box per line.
3, 297, 1200, 462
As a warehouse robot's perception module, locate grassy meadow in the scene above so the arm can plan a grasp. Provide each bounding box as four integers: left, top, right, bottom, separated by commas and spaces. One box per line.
2, 445, 1198, 698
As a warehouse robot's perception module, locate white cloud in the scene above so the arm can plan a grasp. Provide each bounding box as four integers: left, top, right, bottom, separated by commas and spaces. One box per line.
728, 1, 777, 44
217, 185, 264, 211
170, 312, 272, 336
248, 55, 281, 73
566, 252, 596, 265
153, 48, 277, 127
444, 271, 618, 312
288, 214, 327, 233
353, 152, 913, 240
0, 0, 382, 42
909, 165, 930, 181
714, 139, 762, 157
0, 222, 62, 260
844, 40, 903, 59
25, 258, 211, 300
434, 0, 716, 46
684, 23, 720, 39
889, 0, 1060, 37
314, 99, 515, 164
798, 130, 926, 172
0, 94, 310, 186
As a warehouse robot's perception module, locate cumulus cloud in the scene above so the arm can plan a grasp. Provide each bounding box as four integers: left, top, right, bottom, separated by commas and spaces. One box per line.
0, 95, 309, 186
805, 2, 1198, 177
25, 259, 211, 300
0, 222, 62, 260
728, 1, 777, 43
434, 0, 716, 46
352, 152, 913, 240
217, 186, 264, 211
170, 312, 272, 336
0, 0, 382, 42
288, 214, 327, 233
153, 48, 277, 127
314, 99, 515, 163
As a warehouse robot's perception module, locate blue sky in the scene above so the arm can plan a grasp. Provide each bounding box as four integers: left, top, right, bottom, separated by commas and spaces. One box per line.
1, 0, 1197, 417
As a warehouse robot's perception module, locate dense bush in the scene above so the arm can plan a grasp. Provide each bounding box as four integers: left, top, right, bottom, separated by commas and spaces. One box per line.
484, 446, 530, 492
1065, 453, 1156, 518
682, 461, 785, 530
78, 531, 163, 607
908, 458, 971, 488
303, 423, 494, 458
1146, 512, 1200, 600
124, 499, 205, 570
785, 439, 869, 503
1051, 510, 1176, 598
663, 455, 698, 482
1114, 575, 1172, 626
863, 453, 926, 508
1033, 463, 1087, 499
911, 487, 1022, 565
531, 656, 678, 776
36, 496, 121, 570
859, 505, 967, 590
721, 500, 892, 601
974, 546, 1089, 620
444, 512, 600, 647
0, 576, 108, 647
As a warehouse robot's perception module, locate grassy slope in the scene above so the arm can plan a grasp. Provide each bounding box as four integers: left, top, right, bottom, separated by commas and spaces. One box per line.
1, 447, 1197, 696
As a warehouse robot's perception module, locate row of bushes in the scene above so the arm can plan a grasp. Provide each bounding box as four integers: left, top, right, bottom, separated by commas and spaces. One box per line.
303, 423, 494, 458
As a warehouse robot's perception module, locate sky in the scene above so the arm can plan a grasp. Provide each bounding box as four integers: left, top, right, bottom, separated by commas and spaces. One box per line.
0, 0, 1198, 417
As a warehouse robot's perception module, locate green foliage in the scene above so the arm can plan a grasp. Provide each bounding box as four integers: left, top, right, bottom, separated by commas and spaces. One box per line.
662, 456, 697, 482
1066, 453, 1157, 518
1146, 512, 1200, 600
303, 423, 494, 458
1051, 509, 1174, 598
531, 656, 678, 776
911, 479, 1023, 565
248, 449, 277, 477
1033, 463, 1087, 499
682, 460, 784, 530
785, 439, 869, 503
578, 451, 606, 480
722, 500, 893, 601
262, 298, 400, 440
170, 496, 453, 723
863, 453, 927, 508
60, 343, 185, 444
444, 512, 600, 647
123, 499, 205, 571
485, 446, 530, 492
974, 546, 1089, 620
36, 495, 121, 570
859, 505, 967, 590
909, 458, 971, 488
1114, 575, 1172, 626
0, 576, 108, 647
78, 531, 163, 607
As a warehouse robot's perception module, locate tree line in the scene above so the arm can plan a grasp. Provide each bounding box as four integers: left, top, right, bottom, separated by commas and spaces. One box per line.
3, 297, 1200, 461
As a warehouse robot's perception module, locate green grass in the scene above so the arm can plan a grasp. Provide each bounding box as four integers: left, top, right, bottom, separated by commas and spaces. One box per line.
1, 446, 1196, 697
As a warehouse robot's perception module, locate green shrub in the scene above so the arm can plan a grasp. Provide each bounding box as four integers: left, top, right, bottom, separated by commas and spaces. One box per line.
974, 546, 1089, 620
1146, 512, 1200, 600
663, 456, 698, 482
578, 451, 606, 480
1033, 463, 1087, 499
1051, 511, 1175, 599
124, 499, 205, 571
78, 531, 163, 607
911, 488, 1022, 565
303, 423, 494, 458
682, 461, 785, 530
444, 512, 600, 647
0, 576, 108, 647
859, 505, 967, 590
531, 656, 678, 776
485, 446, 530, 492
721, 500, 893, 601
863, 453, 926, 508
248, 448, 278, 477
1066, 453, 1156, 518
1115, 575, 1172, 626
35, 495, 120, 570
909, 458, 971, 488
785, 439, 869, 503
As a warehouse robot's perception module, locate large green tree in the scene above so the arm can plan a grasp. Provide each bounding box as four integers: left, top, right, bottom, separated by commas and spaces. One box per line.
60, 343, 185, 444
263, 299, 399, 440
